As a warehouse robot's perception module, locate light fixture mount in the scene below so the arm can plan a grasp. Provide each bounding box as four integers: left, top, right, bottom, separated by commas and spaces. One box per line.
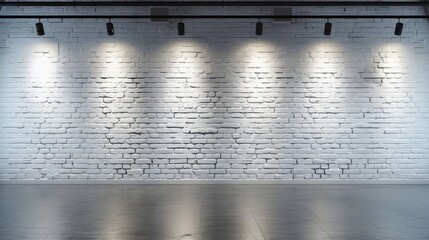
256, 19, 263, 35
324, 18, 332, 36
178, 19, 185, 35
35, 18, 45, 36
106, 18, 114, 35
395, 18, 403, 36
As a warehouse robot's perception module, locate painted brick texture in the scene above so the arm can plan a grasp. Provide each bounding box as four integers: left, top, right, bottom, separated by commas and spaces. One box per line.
0, 5, 429, 180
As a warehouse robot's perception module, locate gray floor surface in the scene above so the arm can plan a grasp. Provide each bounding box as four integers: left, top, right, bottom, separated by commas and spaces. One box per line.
1, 184, 429, 240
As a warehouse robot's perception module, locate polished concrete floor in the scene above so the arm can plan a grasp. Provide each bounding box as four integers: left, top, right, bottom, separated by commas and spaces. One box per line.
1, 185, 429, 240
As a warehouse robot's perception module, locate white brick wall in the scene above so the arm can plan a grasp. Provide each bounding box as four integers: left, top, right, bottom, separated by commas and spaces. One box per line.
1, 5, 429, 180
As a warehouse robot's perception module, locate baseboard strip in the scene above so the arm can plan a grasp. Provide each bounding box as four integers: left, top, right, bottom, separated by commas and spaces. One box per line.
1, 179, 429, 184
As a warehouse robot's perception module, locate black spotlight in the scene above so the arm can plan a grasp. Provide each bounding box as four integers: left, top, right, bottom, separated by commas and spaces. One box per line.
256, 21, 263, 36
106, 19, 114, 36
395, 21, 403, 36
324, 21, 332, 36
35, 20, 44, 36
178, 21, 185, 36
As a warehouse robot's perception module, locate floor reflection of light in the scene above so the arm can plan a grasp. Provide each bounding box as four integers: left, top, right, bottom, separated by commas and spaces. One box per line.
151, 186, 202, 240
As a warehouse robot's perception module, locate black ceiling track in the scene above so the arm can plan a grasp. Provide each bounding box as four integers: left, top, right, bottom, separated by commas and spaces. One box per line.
0, 1, 428, 7
0, 15, 428, 19
1, 1, 428, 19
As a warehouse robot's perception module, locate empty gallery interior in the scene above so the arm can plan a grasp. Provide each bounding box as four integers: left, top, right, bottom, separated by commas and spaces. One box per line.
1, 1, 429, 239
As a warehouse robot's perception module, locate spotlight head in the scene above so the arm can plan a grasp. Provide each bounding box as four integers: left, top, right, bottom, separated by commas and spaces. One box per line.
395, 22, 403, 36
256, 22, 263, 36
35, 22, 44, 36
324, 22, 332, 36
106, 22, 114, 36
178, 22, 185, 36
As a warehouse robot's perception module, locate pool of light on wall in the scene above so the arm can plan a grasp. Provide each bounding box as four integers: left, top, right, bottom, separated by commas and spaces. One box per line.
234, 40, 279, 101
28, 43, 58, 99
